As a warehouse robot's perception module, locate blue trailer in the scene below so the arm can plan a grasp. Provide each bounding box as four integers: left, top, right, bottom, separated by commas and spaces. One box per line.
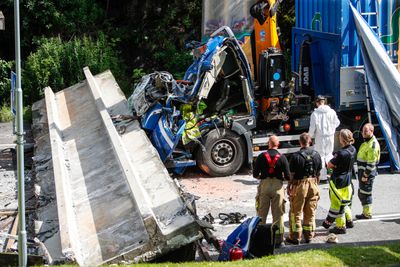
292, 0, 399, 112
292, 0, 400, 169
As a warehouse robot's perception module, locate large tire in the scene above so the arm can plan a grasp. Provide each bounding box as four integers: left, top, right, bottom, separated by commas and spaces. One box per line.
196, 128, 245, 177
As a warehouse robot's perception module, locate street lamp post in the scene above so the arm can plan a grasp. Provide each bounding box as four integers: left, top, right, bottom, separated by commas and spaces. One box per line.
14, 0, 27, 266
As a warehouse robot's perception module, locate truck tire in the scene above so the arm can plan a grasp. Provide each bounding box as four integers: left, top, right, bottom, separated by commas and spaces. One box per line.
196, 128, 245, 177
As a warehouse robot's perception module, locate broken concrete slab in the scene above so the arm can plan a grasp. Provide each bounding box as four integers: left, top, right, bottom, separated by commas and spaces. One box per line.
33, 68, 201, 266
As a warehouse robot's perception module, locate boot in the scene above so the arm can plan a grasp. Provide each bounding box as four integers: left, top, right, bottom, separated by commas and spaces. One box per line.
355, 213, 371, 220
303, 230, 313, 243
359, 205, 372, 219
346, 220, 354, 228
274, 234, 285, 248
329, 227, 346, 234
285, 237, 300, 245
322, 219, 332, 229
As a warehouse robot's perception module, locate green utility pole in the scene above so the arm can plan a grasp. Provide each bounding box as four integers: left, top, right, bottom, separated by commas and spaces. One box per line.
14, 0, 27, 266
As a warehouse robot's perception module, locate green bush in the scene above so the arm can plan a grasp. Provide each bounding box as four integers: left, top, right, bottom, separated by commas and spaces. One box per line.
121, 1, 202, 78
22, 0, 105, 43
0, 104, 13, 122
23, 105, 32, 123
153, 42, 193, 79
132, 68, 146, 85
0, 60, 14, 105
0, 104, 32, 123
23, 33, 126, 104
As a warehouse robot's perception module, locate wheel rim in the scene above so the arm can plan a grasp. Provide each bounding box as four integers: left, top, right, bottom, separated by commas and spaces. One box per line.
211, 139, 236, 166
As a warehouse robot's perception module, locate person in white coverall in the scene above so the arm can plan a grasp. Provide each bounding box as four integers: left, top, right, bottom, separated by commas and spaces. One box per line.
308, 95, 340, 183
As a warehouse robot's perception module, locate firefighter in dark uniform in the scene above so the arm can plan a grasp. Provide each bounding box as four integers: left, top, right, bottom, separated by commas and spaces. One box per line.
322, 129, 357, 234
356, 123, 380, 219
253, 135, 290, 247
286, 132, 322, 244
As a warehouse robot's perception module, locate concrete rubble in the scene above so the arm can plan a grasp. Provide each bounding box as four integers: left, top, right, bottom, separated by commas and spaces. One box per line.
0, 68, 204, 266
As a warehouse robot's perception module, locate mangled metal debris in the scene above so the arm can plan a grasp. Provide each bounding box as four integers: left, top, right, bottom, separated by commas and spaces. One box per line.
128, 27, 256, 177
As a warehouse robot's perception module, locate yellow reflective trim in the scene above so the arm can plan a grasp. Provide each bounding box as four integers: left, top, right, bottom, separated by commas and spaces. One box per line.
290, 212, 298, 232
328, 212, 341, 218
303, 225, 313, 231
366, 165, 376, 171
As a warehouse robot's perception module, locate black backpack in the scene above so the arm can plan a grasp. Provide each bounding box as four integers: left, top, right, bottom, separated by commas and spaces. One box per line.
249, 223, 278, 258
299, 150, 317, 177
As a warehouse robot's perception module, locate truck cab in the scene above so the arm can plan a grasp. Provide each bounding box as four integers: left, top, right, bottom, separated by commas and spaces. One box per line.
129, 27, 257, 176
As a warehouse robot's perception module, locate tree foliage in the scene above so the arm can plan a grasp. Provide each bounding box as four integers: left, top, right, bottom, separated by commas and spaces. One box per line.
278, 0, 295, 49
23, 33, 125, 102
0, 60, 13, 105
22, 0, 105, 40
103, 0, 202, 78
0, 0, 296, 108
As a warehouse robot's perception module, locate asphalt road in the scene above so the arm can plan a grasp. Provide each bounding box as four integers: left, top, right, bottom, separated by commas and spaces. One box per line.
178, 168, 400, 254
2, 121, 399, 258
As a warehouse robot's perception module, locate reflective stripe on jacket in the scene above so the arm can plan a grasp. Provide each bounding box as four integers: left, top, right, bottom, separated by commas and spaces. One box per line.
357, 136, 380, 177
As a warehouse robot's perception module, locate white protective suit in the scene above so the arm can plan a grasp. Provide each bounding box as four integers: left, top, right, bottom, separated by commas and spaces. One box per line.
308, 104, 340, 181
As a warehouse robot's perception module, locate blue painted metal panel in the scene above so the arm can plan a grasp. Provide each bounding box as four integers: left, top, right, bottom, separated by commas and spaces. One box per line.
292, 28, 341, 107
295, 0, 380, 67
294, 0, 400, 112
379, 0, 400, 63
295, 0, 342, 34
141, 103, 163, 131
150, 110, 186, 162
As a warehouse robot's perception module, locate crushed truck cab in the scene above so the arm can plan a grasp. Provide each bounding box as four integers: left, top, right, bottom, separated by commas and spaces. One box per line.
129, 27, 257, 177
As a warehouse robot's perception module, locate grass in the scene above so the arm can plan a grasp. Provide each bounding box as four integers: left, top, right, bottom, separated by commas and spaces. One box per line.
131, 242, 400, 267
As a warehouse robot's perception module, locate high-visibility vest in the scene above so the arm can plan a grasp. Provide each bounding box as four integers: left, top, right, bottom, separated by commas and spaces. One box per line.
357, 136, 380, 176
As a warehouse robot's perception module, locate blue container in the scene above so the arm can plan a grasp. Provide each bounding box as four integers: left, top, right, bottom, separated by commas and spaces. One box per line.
379, 1, 400, 63
292, 0, 398, 110
294, 0, 381, 67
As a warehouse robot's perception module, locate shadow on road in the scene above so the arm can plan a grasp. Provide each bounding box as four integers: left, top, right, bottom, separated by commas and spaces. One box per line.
233, 178, 258, 185
382, 218, 400, 225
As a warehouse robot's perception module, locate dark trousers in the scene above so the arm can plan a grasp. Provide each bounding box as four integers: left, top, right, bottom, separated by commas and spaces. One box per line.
358, 176, 375, 205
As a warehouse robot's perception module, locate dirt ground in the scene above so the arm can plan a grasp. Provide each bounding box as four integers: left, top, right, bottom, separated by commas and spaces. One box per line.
0, 123, 36, 254
177, 167, 260, 240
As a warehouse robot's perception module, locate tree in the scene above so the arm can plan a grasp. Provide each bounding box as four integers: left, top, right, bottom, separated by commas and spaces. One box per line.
23, 33, 125, 103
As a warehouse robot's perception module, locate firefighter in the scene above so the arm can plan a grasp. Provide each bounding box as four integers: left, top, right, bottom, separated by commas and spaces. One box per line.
322, 129, 357, 234
356, 123, 380, 220
253, 135, 290, 247
286, 133, 322, 244
308, 95, 340, 183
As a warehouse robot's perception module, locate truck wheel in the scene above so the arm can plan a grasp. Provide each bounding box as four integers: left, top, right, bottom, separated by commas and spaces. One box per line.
197, 129, 245, 177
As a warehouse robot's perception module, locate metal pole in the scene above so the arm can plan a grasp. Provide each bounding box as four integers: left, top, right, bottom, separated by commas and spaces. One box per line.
14, 0, 27, 266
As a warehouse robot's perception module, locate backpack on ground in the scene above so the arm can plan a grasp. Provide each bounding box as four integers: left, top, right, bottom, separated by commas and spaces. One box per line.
218, 217, 260, 261
248, 223, 278, 258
